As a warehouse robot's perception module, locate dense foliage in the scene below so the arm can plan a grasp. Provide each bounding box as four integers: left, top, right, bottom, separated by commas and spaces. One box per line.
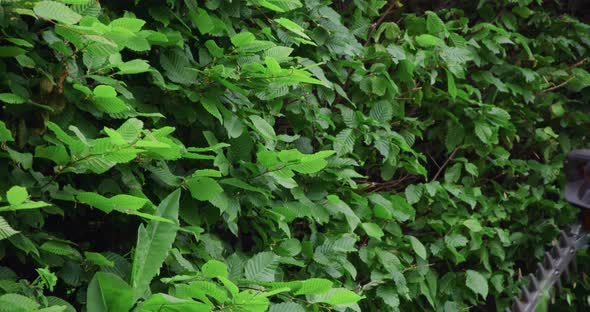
1, 0, 590, 311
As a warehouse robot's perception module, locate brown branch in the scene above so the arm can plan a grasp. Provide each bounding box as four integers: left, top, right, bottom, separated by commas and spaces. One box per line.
566, 57, 587, 70
364, 1, 401, 47
536, 76, 575, 95
431, 147, 460, 181
536, 58, 587, 95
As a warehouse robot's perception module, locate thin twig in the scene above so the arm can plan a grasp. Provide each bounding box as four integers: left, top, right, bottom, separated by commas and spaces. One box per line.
432, 147, 460, 181
365, 1, 401, 47
566, 57, 587, 70
426, 151, 441, 169
536, 76, 575, 95
536, 58, 587, 95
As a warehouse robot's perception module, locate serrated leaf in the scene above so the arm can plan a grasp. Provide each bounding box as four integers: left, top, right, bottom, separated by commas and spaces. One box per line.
361, 222, 384, 240
84, 252, 115, 267
269, 302, 305, 312
0, 217, 19, 240
408, 235, 427, 259
131, 189, 180, 301
415, 34, 441, 47
34, 1, 82, 24
463, 219, 482, 232
369, 101, 393, 123
334, 128, 355, 156
201, 96, 223, 124
245, 252, 279, 282
0, 294, 40, 310
426, 11, 446, 36
186, 177, 223, 201
465, 270, 488, 298
275, 18, 310, 40
201, 259, 228, 279
136, 294, 210, 312
249, 115, 276, 140
294, 278, 333, 295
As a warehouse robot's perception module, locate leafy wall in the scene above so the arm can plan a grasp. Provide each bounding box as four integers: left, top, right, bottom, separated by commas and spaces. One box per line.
0, 0, 590, 311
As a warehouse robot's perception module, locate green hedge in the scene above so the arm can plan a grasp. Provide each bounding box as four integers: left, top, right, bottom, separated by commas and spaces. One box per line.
0, 0, 589, 311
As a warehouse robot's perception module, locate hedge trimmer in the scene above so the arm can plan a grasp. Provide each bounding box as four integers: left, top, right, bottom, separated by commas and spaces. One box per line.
507, 150, 590, 312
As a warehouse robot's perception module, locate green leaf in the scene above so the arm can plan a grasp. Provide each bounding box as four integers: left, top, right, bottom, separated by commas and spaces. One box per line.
232, 290, 270, 312
0, 216, 19, 240
255, 0, 302, 12
389, 195, 416, 222
6, 186, 28, 206
193, 8, 214, 35
131, 189, 180, 301
7, 148, 33, 170
361, 222, 384, 240
415, 34, 441, 47
249, 115, 276, 140
35, 145, 70, 165
408, 235, 427, 260
294, 278, 333, 295
201, 259, 228, 278
0, 121, 14, 142
116, 59, 151, 74
0, 46, 27, 58
568, 68, 590, 92
186, 177, 223, 201
0, 93, 26, 104
40, 241, 79, 257
201, 96, 223, 124
369, 101, 393, 123
135, 294, 210, 312
275, 18, 310, 39
465, 270, 488, 298
463, 219, 482, 232
314, 288, 363, 305
334, 128, 356, 156
231, 32, 256, 47
269, 302, 305, 312
87, 272, 133, 312
245, 252, 279, 282
0, 294, 40, 310
474, 121, 495, 144
446, 69, 457, 100
34, 1, 82, 24
426, 11, 447, 36
84, 252, 115, 267
110, 17, 146, 32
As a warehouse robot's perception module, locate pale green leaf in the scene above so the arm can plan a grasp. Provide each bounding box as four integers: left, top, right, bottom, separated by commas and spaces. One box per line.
466, 270, 488, 298
34, 1, 82, 24
408, 235, 427, 260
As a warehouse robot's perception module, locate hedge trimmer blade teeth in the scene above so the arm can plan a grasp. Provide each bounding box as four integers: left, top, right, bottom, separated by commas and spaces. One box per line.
506, 224, 588, 312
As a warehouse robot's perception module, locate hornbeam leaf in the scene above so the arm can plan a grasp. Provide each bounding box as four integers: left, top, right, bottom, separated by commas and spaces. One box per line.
466, 270, 488, 298
34, 1, 81, 24
131, 189, 180, 301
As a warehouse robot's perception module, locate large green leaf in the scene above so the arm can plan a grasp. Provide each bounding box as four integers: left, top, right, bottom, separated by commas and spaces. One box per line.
87, 272, 134, 312
131, 189, 181, 300
244, 252, 279, 282
465, 270, 488, 299
34, 1, 82, 24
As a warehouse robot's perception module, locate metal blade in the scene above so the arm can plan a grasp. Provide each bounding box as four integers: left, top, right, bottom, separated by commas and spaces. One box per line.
506, 223, 588, 312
